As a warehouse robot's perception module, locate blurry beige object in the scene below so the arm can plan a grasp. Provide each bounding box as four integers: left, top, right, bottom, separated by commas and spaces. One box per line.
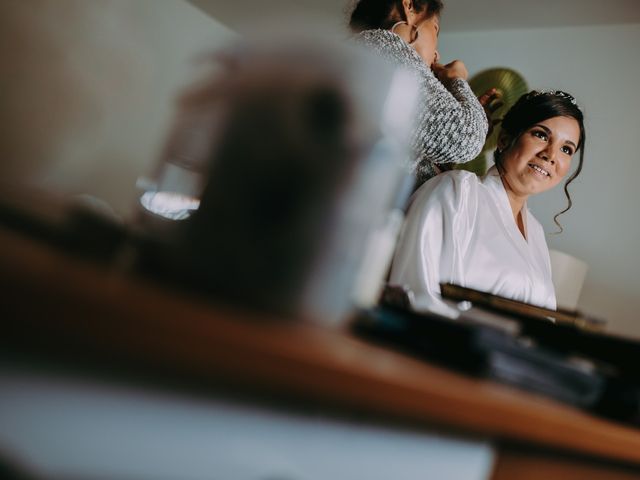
549, 249, 588, 311
134, 37, 420, 325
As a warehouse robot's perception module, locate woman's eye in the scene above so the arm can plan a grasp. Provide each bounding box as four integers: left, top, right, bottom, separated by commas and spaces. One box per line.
561, 146, 574, 155
532, 130, 548, 141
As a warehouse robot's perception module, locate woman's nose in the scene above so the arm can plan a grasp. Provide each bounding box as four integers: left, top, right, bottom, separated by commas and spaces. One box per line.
539, 148, 556, 164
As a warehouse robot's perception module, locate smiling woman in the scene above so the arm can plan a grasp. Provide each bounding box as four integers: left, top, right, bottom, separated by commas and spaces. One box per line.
388, 90, 586, 314
494, 90, 586, 233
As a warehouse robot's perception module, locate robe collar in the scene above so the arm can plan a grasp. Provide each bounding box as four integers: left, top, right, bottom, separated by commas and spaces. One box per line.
482, 165, 531, 245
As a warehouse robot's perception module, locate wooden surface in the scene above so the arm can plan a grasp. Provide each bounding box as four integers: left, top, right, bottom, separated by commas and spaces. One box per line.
2, 225, 640, 468
492, 448, 640, 480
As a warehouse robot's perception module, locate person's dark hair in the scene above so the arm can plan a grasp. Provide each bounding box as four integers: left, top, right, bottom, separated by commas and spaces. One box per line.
494, 90, 586, 233
348, 0, 444, 32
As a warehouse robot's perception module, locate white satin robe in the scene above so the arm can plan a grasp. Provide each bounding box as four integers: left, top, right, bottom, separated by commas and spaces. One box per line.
389, 166, 557, 314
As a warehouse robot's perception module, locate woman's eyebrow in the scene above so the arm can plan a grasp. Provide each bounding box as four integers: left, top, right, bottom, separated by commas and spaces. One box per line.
533, 124, 577, 149
532, 124, 551, 134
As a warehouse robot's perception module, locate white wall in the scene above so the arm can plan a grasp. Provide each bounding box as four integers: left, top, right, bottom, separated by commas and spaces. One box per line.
439, 24, 640, 337
0, 0, 235, 216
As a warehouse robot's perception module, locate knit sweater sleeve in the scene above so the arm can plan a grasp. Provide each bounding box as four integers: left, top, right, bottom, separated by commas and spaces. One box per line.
354, 29, 488, 183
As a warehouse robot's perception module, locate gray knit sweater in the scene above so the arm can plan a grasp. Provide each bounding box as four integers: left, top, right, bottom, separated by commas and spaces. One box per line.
355, 29, 488, 183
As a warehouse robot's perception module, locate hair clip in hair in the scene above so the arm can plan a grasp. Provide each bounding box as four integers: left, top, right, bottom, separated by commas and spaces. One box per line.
527, 89, 578, 106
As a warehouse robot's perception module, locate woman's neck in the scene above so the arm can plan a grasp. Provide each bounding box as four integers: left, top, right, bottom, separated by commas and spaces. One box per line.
501, 179, 528, 238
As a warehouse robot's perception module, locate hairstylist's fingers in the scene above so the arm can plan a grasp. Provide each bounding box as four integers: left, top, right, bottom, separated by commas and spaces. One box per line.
431, 62, 444, 73
488, 91, 504, 113
443, 60, 468, 80
478, 88, 504, 111
478, 89, 504, 138
490, 99, 504, 113
478, 88, 497, 106
433, 60, 468, 82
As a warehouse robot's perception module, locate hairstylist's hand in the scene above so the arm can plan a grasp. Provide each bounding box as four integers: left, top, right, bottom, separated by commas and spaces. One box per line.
432, 60, 468, 83
478, 88, 504, 138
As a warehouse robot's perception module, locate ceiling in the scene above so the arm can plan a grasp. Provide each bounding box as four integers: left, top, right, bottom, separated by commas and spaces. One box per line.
188, 0, 640, 34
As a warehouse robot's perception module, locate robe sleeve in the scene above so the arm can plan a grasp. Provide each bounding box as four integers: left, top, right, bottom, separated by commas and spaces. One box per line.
388, 171, 477, 316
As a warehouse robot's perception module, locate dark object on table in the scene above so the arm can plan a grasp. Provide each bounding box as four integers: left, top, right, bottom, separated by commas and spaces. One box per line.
353, 304, 606, 409
353, 284, 640, 423
440, 283, 605, 331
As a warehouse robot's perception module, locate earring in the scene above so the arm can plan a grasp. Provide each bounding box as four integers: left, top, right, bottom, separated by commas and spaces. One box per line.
391, 21, 408, 35
389, 20, 418, 45
391, 21, 417, 44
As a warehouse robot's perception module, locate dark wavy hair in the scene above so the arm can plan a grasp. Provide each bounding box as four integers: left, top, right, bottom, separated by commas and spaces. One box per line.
348, 0, 444, 32
493, 90, 586, 233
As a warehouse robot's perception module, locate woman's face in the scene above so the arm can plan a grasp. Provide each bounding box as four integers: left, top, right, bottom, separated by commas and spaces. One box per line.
499, 115, 580, 199
412, 12, 440, 66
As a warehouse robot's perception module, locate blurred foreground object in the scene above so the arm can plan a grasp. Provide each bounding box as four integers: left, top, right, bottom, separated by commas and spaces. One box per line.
134, 37, 419, 324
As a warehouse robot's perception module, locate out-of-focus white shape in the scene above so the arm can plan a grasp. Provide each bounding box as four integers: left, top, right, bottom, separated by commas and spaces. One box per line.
380, 68, 420, 145
0, 370, 495, 480
293, 43, 420, 325
139, 191, 200, 220
549, 249, 588, 311
347, 69, 420, 310
352, 208, 406, 308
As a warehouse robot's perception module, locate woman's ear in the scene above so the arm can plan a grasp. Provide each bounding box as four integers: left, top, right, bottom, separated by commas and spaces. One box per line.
401, 0, 415, 22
